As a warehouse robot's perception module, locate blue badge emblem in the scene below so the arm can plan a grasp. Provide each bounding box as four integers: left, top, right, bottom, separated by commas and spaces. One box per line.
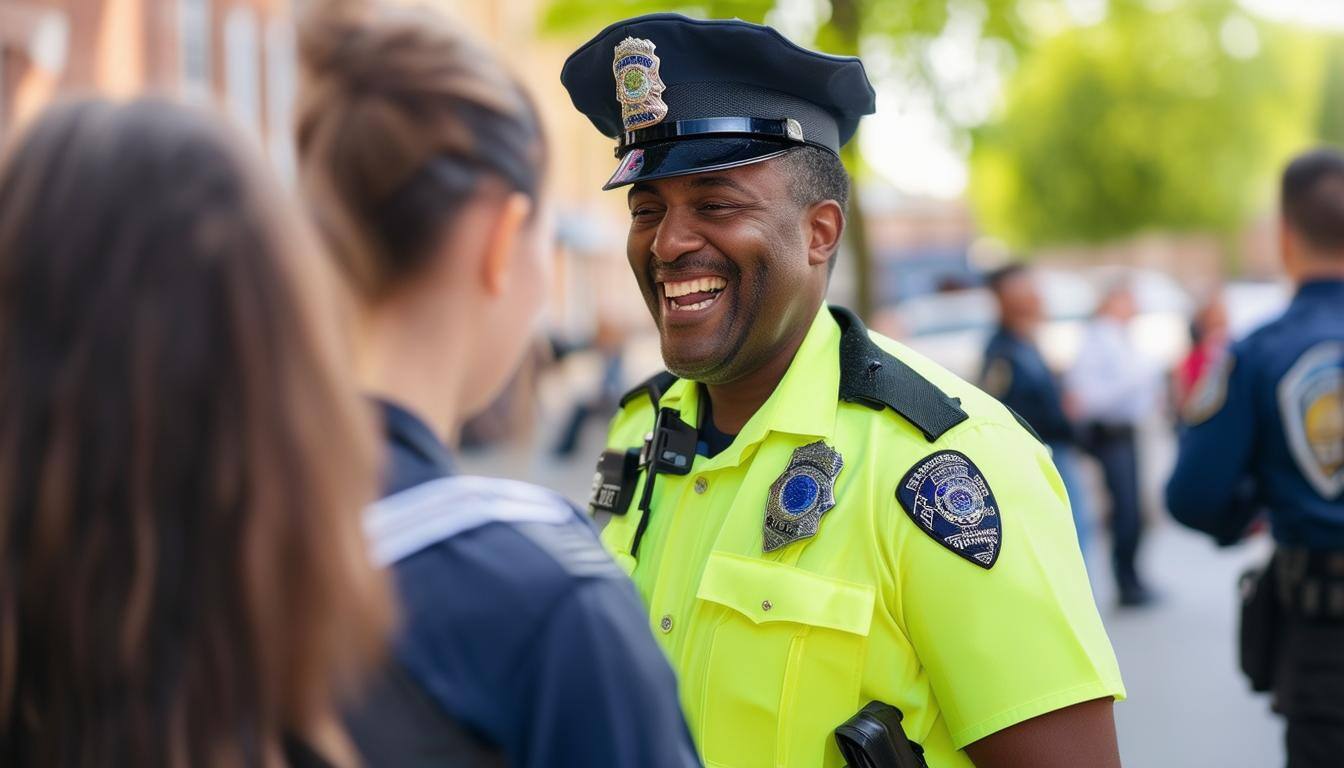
612, 37, 668, 131
763, 441, 844, 552
896, 450, 1001, 568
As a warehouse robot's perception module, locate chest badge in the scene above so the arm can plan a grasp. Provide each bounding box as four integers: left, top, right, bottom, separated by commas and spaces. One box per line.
763, 441, 844, 552
897, 450, 1002, 569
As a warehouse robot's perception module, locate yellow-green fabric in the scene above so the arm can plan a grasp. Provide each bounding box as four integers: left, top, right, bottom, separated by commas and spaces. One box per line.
599, 305, 1124, 768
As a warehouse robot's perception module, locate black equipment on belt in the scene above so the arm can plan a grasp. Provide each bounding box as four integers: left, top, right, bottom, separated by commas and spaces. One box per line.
835, 701, 928, 768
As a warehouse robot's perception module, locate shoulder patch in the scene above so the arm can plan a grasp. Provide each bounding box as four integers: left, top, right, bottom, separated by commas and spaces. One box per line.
832, 306, 968, 441
896, 451, 1002, 569
980, 356, 1013, 399
1277, 341, 1344, 499
1182, 351, 1235, 426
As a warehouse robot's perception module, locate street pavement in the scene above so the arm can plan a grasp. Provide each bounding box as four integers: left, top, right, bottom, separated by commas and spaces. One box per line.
460, 406, 1284, 768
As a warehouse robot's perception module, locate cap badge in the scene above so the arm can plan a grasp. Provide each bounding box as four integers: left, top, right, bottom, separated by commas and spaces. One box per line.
613, 37, 668, 131
763, 441, 844, 552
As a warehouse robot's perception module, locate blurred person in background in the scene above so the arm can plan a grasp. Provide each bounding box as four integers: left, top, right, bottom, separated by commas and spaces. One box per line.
981, 264, 1093, 562
0, 98, 389, 767
1173, 293, 1231, 414
295, 3, 698, 766
1167, 148, 1344, 768
1067, 281, 1160, 607
551, 313, 628, 457
565, 14, 1123, 768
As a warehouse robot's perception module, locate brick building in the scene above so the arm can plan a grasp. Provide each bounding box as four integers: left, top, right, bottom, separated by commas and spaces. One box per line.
0, 0, 296, 167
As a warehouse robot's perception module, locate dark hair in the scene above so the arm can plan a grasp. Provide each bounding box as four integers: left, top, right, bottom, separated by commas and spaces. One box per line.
1282, 147, 1344, 253
0, 98, 389, 767
986, 263, 1028, 292
296, 0, 548, 302
781, 145, 851, 213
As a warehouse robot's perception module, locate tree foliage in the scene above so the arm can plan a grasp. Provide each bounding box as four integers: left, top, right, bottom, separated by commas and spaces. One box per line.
969, 0, 1321, 250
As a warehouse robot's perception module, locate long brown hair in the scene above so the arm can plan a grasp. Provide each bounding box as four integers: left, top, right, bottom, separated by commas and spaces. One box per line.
296, 0, 547, 304
0, 98, 389, 767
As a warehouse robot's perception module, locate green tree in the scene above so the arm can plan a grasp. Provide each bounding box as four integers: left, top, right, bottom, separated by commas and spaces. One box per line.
540, 0, 1055, 316
1318, 39, 1344, 147
969, 1, 1320, 253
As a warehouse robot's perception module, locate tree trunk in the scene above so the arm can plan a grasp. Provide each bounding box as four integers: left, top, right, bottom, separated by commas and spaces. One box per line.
826, 0, 875, 319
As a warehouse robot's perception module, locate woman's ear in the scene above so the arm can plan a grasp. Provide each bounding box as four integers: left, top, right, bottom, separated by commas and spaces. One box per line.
806, 199, 845, 267
482, 192, 534, 296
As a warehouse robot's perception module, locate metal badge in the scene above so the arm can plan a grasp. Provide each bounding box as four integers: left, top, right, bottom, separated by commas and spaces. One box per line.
613, 37, 668, 131
896, 450, 1002, 569
763, 441, 844, 552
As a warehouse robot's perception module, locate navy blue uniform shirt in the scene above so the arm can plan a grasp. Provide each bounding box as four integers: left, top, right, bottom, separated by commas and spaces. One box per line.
980, 327, 1075, 445
371, 399, 700, 767
1167, 280, 1344, 547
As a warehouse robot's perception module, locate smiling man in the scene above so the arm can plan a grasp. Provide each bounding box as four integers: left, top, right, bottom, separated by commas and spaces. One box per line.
561, 14, 1125, 768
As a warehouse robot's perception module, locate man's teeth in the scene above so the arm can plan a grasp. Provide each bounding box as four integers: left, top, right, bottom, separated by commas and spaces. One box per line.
663, 276, 727, 299
675, 297, 717, 311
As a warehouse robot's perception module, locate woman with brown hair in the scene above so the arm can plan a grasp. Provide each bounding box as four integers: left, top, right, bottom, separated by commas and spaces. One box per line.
296, 2, 697, 766
0, 98, 389, 767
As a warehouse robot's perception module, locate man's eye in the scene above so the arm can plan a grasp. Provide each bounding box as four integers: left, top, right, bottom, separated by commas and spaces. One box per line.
699, 202, 738, 214
631, 207, 659, 219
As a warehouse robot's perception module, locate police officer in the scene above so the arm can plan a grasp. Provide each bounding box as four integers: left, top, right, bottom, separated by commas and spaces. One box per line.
980, 264, 1092, 559
295, 3, 699, 766
562, 14, 1125, 767
1167, 148, 1344, 768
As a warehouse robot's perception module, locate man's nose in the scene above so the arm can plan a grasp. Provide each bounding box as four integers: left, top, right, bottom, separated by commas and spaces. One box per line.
650, 207, 705, 264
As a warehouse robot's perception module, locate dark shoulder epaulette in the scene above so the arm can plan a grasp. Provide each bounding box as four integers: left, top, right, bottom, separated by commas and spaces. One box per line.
832, 306, 969, 442
618, 370, 679, 409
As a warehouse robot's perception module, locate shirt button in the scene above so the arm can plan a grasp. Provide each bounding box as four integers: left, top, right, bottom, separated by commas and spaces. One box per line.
761, 600, 773, 612
694, 477, 708, 494
660, 614, 673, 633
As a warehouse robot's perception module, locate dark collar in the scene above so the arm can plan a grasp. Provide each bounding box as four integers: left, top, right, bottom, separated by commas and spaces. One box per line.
832, 306, 968, 442
1296, 278, 1344, 303
376, 398, 456, 478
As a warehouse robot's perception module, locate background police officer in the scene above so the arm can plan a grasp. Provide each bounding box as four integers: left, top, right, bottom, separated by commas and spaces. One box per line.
980, 264, 1093, 560
564, 14, 1124, 767
1167, 148, 1344, 768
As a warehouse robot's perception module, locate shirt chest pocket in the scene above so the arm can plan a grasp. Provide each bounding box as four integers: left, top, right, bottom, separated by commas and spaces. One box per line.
694, 551, 875, 768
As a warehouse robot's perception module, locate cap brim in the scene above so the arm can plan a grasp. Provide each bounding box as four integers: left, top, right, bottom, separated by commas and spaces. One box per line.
603, 138, 792, 190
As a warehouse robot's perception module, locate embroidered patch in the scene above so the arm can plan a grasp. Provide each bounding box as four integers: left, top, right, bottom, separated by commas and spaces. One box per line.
1278, 341, 1344, 499
612, 37, 668, 131
763, 441, 843, 552
1182, 351, 1234, 426
980, 357, 1013, 399
897, 450, 1002, 568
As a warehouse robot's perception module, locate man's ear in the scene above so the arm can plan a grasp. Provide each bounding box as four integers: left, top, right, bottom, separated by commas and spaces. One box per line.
805, 199, 845, 267
481, 192, 534, 296
1280, 217, 1305, 280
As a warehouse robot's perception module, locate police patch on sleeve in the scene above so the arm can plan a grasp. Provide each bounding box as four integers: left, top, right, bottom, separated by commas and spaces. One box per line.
1278, 341, 1344, 499
897, 450, 1001, 568
1182, 351, 1234, 426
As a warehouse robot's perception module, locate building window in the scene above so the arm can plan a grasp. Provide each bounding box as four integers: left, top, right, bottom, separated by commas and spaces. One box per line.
223, 5, 259, 136
177, 0, 210, 100
265, 16, 295, 180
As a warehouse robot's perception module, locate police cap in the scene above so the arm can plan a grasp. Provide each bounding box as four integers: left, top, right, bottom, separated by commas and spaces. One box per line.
560, 13, 876, 190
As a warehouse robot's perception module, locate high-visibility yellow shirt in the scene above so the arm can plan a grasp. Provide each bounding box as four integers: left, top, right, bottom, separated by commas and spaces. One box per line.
596, 305, 1124, 768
